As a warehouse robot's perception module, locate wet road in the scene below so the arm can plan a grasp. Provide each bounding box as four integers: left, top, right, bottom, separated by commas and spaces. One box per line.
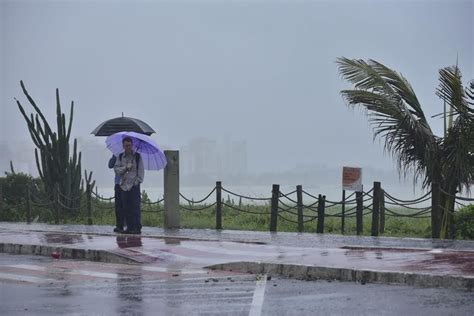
2, 228, 473, 278
3, 222, 474, 250
1, 254, 473, 316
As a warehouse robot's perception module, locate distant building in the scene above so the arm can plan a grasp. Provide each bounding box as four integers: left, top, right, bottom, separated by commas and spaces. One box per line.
229, 140, 247, 176
181, 137, 218, 176
181, 137, 247, 182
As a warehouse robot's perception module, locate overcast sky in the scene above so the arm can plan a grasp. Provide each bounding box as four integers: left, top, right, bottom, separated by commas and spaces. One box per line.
1, 0, 473, 175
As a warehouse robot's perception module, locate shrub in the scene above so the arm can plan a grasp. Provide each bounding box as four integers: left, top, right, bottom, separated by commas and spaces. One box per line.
455, 204, 474, 239
0, 173, 43, 221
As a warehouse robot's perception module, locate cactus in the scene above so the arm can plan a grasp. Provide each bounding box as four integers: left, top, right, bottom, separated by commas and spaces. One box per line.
15, 81, 83, 214
84, 170, 95, 191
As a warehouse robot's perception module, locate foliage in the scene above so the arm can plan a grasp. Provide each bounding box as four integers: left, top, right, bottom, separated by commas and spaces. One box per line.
15, 81, 85, 214
455, 204, 474, 239
141, 190, 151, 204
1, 182, 469, 239
337, 58, 474, 238
85, 201, 437, 239
0, 173, 42, 221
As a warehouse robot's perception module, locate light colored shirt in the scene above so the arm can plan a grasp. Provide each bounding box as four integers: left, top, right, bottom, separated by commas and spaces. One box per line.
114, 151, 144, 191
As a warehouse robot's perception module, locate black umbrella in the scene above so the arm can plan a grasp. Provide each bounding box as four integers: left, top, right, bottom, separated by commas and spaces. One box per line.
91, 116, 156, 136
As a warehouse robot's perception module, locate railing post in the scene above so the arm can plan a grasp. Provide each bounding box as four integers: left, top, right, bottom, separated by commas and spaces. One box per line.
371, 182, 381, 237
296, 185, 303, 232
269, 184, 279, 232
216, 181, 222, 230
380, 189, 385, 234
431, 182, 441, 239
0, 183, 3, 219
317, 195, 325, 234
54, 185, 60, 224
341, 189, 346, 235
356, 191, 363, 235
26, 185, 32, 224
164, 150, 180, 229
86, 184, 93, 225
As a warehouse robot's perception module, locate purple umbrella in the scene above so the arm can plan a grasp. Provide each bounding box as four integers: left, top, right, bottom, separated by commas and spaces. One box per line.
105, 131, 167, 171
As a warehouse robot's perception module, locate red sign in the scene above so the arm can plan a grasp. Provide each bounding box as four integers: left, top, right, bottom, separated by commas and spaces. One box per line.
342, 167, 362, 191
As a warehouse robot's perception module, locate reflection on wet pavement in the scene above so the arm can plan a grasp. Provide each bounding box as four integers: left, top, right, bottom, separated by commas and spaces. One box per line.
1, 227, 474, 278
0, 253, 256, 315
1, 221, 474, 291
116, 236, 143, 249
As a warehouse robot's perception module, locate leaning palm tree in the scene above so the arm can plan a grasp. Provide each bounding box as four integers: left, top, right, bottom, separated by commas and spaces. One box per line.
337, 58, 474, 238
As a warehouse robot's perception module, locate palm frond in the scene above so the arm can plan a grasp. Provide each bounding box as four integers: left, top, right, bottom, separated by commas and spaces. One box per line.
337, 57, 437, 187
466, 80, 474, 106
436, 66, 472, 117
436, 66, 474, 192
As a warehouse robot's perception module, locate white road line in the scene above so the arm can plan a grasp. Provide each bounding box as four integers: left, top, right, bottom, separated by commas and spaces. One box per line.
138, 250, 222, 264
3, 264, 46, 271
249, 274, 267, 316
0, 272, 54, 284
2, 264, 118, 279
141, 266, 207, 274
63, 269, 118, 279
177, 244, 277, 257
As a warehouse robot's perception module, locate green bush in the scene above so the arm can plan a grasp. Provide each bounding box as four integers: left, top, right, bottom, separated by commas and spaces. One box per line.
455, 204, 474, 239
0, 173, 41, 221
0, 173, 48, 222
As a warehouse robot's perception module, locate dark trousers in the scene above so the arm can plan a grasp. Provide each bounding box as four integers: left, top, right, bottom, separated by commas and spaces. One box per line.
114, 184, 125, 229
121, 184, 141, 232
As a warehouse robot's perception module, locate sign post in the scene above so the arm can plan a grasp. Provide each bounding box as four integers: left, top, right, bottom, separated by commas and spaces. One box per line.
342, 167, 363, 235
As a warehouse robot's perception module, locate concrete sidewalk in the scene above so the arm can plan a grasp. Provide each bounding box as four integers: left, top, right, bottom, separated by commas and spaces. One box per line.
0, 222, 473, 290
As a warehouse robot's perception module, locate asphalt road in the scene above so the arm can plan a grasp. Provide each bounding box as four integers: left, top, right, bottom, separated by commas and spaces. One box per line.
1, 254, 473, 316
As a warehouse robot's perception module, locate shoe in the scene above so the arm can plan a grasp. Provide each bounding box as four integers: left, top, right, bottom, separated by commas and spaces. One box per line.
113, 227, 124, 233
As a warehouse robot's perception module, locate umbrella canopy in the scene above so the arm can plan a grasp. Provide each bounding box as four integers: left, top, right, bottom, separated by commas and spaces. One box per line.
92, 116, 156, 136
106, 131, 167, 171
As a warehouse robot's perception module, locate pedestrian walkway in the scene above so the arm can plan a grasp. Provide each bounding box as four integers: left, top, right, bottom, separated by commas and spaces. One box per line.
0, 222, 473, 290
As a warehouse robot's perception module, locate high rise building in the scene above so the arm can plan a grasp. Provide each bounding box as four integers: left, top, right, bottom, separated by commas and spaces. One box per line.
181, 137, 247, 181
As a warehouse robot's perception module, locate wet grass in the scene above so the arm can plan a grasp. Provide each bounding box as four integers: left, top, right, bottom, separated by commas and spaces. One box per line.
77, 201, 432, 238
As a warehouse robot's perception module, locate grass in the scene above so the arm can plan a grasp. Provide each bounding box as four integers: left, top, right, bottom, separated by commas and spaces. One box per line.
70, 201, 433, 238
2, 197, 434, 238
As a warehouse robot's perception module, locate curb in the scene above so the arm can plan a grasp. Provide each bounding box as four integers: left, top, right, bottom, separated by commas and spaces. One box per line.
207, 261, 474, 291
0, 243, 139, 265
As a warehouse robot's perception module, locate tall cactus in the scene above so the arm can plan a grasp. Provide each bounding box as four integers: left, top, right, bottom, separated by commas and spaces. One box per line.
15, 81, 82, 214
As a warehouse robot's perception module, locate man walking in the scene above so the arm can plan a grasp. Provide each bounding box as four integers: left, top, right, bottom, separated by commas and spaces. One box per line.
114, 137, 144, 234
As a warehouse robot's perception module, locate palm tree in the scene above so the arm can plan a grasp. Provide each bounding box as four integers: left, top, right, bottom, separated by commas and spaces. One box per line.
337, 58, 474, 238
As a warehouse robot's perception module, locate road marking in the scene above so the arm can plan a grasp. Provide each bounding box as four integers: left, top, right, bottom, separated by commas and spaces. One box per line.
137, 249, 223, 265
249, 274, 267, 316
62, 269, 118, 279
141, 266, 207, 274
178, 244, 277, 257
0, 272, 54, 284
3, 264, 118, 279
3, 264, 45, 271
